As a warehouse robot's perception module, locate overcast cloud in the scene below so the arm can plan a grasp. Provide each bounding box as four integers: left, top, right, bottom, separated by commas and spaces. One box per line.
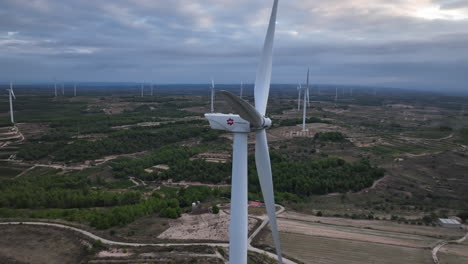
0, 0, 467, 90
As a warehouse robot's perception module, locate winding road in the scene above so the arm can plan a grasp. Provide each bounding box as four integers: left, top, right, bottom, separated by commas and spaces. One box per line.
431, 229, 468, 264
0, 204, 296, 264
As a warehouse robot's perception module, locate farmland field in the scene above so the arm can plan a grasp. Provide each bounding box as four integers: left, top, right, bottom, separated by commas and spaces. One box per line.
257, 232, 433, 264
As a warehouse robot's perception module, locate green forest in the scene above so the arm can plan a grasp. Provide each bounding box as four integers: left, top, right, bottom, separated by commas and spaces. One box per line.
17, 123, 208, 162
111, 147, 384, 198
0, 168, 227, 229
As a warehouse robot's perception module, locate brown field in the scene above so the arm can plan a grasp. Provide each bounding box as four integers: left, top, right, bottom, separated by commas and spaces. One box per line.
438, 252, 468, 264
107, 214, 169, 243
0, 225, 89, 264
438, 238, 468, 264
158, 210, 258, 241
280, 212, 465, 240
258, 232, 433, 264
254, 211, 464, 264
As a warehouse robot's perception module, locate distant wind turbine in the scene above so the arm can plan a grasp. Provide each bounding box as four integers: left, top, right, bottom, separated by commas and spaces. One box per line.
204, 1, 283, 263
240, 82, 244, 99
62, 83, 64, 95
74, 83, 77, 97
302, 69, 309, 131
140, 83, 144, 98
54, 79, 57, 97
210, 79, 215, 113
151, 83, 154, 96
335, 86, 338, 105
297, 83, 302, 111
6, 81, 16, 124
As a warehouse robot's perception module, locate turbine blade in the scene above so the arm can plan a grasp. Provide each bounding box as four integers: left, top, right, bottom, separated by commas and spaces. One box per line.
254, 0, 279, 115
9, 82, 16, 100
220, 90, 263, 128
255, 129, 283, 264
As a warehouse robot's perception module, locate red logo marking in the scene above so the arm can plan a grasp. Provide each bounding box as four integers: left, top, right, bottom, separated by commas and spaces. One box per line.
227, 118, 234, 126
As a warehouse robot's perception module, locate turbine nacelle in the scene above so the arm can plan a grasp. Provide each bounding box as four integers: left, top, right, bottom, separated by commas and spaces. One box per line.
205, 113, 250, 133
205, 113, 271, 133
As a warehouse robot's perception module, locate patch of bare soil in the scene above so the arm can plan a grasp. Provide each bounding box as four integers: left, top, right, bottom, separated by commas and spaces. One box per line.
16, 123, 49, 140
158, 211, 257, 241
182, 106, 208, 114
276, 218, 434, 248
0, 225, 89, 264
268, 123, 341, 140
279, 212, 463, 247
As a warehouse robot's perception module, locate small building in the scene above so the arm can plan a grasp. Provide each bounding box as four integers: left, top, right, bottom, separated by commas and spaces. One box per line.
248, 201, 265, 208
438, 218, 462, 228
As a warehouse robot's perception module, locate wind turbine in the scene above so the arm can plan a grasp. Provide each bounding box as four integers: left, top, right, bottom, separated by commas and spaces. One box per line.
240, 81, 244, 99
302, 69, 309, 131
210, 79, 215, 113
151, 83, 154, 96
204, 1, 282, 263
54, 79, 57, 97
297, 83, 302, 111
140, 83, 144, 98
74, 83, 77, 97
335, 86, 338, 106
6, 81, 16, 124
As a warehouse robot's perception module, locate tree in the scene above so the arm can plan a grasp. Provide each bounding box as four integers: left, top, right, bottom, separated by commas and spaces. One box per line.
457, 211, 468, 223
212, 205, 220, 214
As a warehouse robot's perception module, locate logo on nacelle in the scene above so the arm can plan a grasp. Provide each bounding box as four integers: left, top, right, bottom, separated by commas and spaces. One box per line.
227, 118, 234, 126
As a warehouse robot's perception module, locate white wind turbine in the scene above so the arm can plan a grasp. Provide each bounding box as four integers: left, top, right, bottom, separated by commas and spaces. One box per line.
297, 83, 302, 111
6, 81, 16, 124
210, 78, 215, 113
140, 83, 144, 98
240, 81, 244, 99
335, 86, 338, 106
302, 69, 310, 131
54, 79, 57, 97
204, 1, 282, 263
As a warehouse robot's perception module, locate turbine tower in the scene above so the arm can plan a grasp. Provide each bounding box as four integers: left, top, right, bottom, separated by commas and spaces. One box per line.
62, 83, 64, 95
297, 83, 302, 111
210, 79, 215, 113
205, 1, 282, 263
74, 83, 77, 97
302, 69, 309, 131
335, 86, 338, 106
54, 79, 57, 97
7, 82, 16, 124
240, 81, 244, 99
140, 83, 144, 98
151, 83, 154, 96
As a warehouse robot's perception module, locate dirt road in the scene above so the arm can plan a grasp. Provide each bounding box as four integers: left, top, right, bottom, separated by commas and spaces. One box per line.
0, 204, 295, 264
432, 230, 468, 264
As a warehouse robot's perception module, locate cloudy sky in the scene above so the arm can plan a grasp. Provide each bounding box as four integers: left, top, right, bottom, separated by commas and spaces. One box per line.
1, 0, 467, 90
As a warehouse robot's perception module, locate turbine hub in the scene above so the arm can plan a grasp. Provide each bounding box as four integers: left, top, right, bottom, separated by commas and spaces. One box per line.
261, 117, 272, 129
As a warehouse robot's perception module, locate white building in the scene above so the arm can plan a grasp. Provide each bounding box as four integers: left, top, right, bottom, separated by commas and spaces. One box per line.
438, 218, 462, 228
